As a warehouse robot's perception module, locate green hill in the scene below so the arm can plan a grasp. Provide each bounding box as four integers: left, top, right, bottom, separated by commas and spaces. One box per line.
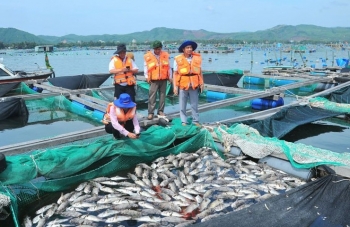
0, 25, 349, 45
0, 28, 50, 44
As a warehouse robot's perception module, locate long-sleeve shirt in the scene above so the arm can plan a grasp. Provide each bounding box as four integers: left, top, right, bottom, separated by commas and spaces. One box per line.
110, 106, 140, 136
144, 51, 172, 79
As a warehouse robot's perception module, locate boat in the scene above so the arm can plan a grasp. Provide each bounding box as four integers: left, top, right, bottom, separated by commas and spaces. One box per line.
0, 62, 53, 84
202, 69, 244, 87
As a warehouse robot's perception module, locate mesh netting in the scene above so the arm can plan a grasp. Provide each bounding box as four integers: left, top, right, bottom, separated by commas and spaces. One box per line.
211, 123, 350, 169
310, 97, 350, 113
0, 119, 217, 226
241, 105, 342, 138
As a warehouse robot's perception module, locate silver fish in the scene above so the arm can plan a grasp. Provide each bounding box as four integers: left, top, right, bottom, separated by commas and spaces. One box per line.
23, 215, 32, 227
158, 192, 172, 201
137, 201, 155, 209
135, 165, 143, 177
110, 175, 128, 181
75, 182, 88, 192
97, 209, 120, 218
91, 187, 100, 196
196, 208, 215, 219
57, 192, 74, 204
35, 203, 54, 215
141, 208, 162, 215
83, 183, 92, 194
99, 186, 115, 194
92, 176, 111, 182
56, 200, 70, 213
172, 159, 179, 167
68, 191, 83, 202
118, 209, 142, 217
135, 216, 162, 223
127, 173, 138, 181
45, 204, 58, 218
36, 217, 47, 227
71, 202, 96, 208
60, 210, 82, 218
105, 215, 131, 223
138, 162, 152, 169
87, 204, 110, 212
155, 202, 181, 212
112, 199, 137, 205
100, 180, 119, 186
113, 203, 139, 210
70, 217, 93, 225
161, 216, 186, 223
199, 198, 211, 211
80, 214, 104, 222
161, 211, 183, 217
183, 203, 199, 214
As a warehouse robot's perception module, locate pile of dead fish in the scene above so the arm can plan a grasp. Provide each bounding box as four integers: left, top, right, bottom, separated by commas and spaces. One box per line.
24, 147, 306, 227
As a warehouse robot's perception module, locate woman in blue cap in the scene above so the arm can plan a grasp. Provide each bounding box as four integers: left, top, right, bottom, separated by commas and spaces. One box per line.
102, 93, 140, 139
173, 40, 204, 127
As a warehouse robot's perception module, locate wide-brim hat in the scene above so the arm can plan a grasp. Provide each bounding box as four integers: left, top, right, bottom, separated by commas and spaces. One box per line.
113, 44, 127, 55
178, 40, 197, 53
113, 93, 136, 108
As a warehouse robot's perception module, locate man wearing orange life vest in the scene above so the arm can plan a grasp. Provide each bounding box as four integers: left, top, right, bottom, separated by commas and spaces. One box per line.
103, 93, 140, 139
109, 44, 139, 102
173, 40, 204, 127
144, 40, 172, 120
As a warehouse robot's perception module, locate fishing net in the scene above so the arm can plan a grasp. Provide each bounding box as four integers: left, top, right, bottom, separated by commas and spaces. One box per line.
211, 123, 350, 168
0, 118, 217, 226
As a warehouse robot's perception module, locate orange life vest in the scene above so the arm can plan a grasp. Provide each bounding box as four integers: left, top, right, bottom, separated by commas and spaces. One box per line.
112, 56, 136, 85
174, 52, 203, 90
102, 103, 136, 126
144, 51, 170, 81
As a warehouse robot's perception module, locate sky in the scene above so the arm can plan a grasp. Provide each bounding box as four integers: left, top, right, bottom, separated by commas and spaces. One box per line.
1, 0, 349, 37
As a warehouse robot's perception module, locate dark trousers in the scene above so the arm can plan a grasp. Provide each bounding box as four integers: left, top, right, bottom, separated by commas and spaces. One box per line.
148, 80, 167, 114
105, 121, 135, 139
114, 84, 136, 102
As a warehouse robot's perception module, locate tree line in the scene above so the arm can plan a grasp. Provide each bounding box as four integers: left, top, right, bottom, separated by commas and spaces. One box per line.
0, 39, 334, 50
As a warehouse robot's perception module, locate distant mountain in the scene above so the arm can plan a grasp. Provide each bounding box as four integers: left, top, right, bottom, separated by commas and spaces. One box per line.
0, 25, 349, 44
0, 28, 50, 44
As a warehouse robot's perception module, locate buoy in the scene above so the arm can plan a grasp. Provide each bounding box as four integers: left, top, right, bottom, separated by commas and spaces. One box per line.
314, 82, 338, 92
251, 97, 284, 110
93, 110, 105, 120
259, 156, 314, 181
206, 91, 227, 100
72, 101, 94, 111
243, 76, 265, 85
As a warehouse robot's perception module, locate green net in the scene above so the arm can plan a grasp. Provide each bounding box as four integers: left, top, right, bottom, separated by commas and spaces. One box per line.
310, 97, 350, 113
211, 123, 350, 169
0, 119, 218, 226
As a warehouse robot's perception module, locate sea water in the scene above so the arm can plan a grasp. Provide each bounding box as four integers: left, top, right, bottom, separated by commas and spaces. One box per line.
1, 47, 350, 153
